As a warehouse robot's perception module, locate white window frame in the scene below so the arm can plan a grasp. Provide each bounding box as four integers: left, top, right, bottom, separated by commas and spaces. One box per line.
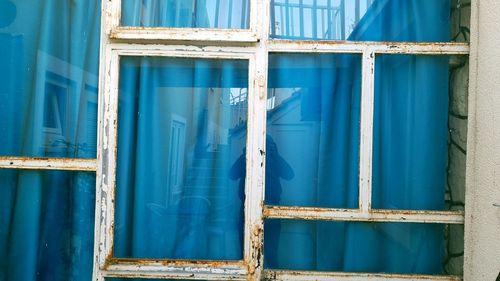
0, 0, 472, 280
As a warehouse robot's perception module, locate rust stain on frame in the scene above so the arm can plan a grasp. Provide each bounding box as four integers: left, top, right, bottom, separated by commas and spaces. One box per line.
0, 156, 98, 171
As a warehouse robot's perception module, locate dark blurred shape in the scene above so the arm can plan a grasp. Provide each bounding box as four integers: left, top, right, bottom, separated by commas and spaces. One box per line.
0, 1, 16, 28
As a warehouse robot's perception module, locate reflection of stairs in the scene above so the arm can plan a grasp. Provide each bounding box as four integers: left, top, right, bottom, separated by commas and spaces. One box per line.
181, 146, 230, 204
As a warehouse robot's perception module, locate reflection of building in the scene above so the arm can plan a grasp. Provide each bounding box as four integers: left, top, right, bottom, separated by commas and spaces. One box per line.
271, 0, 374, 40
35, 52, 98, 157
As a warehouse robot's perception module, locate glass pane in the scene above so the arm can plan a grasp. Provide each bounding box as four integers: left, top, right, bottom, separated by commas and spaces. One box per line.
372, 55, 468, 211
264, 219, 464, 275
0, 0, 100, 158
266, 54, 361, 209
270, 0, 464, 42
122, 0, 249, 28
0, 170, 96, 281
115, 57, 248, 260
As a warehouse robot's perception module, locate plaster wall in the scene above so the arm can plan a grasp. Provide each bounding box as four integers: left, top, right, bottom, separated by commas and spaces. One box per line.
464, 0, 500, 279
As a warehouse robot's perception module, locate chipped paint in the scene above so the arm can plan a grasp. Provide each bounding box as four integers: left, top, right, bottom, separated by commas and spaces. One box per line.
264, 270, 462, 281
87, 0, 472, 280
268, 40, 470, 54
264, 206, 465, 224
0, 156, 97, 171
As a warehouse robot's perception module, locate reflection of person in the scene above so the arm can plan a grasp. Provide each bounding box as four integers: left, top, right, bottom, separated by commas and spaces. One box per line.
229, 134, 294, 266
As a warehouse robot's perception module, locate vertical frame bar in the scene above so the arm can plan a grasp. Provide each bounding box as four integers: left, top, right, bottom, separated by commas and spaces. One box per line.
96, 46, 120, 273
359, 50, 375, 214
108, 0, 121, 34
93, 0, 113, 280
245, 0, 270, 279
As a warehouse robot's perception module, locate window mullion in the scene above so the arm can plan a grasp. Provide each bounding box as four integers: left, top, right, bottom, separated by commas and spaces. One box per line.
244, 0, 270, 279
359, 50, 375, 213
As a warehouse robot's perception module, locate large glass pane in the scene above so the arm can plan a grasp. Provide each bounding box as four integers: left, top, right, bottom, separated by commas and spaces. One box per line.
0, 170, 96, 281
122, 0, 249, 28
266, 54, 361, 209
372, 55, 468, 211
0, 0, 100, 158
264, 219, 464, 275
270, 0, 464, 42
115, 57, 248, 260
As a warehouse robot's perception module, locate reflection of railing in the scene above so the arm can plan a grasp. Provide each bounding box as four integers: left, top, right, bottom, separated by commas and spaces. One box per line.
210, 0, 249, 28
271, 0, 373, 40
229, 88, 248, 128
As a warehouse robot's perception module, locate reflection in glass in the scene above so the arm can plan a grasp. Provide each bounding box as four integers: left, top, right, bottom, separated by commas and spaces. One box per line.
264, 220, 463, 275
372, 55, 454, 211
122, 0, 249, 28
115, 57, 248, 260
270, 0, 452, 41
266, 54, 361, 209
0, 170, 96, 281
0, 0, 100, 158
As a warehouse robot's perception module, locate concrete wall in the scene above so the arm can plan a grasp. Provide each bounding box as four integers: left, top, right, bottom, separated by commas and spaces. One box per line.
464, 0, 500, 279
446, 1, 471, 275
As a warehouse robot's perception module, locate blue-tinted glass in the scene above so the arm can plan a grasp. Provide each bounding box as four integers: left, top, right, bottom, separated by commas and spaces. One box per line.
122, 0, 249, 28
271, 0, 452, 41
0, 0, 100, 158
266, 54, 361, 209
264, 219, 462, 275
0, 170, 96, 281
372, 55, 452, 211
115, 57, 248, 260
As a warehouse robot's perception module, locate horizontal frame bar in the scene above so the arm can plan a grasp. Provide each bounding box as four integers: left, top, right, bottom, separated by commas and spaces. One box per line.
0, 157, 97, 171
102, 259, 246, 280
264, 270, 462, 281
111, 27, 259, 43
264, 206, 465, 224
268, 40, 470, 54
110, 44, 256, 59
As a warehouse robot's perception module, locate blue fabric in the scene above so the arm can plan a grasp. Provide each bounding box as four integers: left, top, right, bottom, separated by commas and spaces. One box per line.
114, 57, 248, 260
0, 0, 452, 279
265, 0, 451, 274
121, 0, 249, 28
0, 0, 100, 280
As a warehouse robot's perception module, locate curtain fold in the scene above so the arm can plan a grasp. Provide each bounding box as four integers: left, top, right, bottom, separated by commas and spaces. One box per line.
115, 57, 248, 260
0, 0, 100, 280
1, 0, 453, 279
265, 0, 451, 274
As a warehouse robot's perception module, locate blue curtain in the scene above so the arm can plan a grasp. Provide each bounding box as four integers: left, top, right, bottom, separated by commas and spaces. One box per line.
1, 0, 453, 279
265, 0, 451, 274
0, 0, 100, 280
114, 57, 248, 260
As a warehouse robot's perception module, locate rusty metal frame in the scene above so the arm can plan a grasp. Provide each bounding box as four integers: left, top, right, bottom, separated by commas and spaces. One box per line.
263, 270, 462, 281
90, 0, 471, 280
92, 40, 265, 280
264, 206, 465, 224
0, 157, 97, 171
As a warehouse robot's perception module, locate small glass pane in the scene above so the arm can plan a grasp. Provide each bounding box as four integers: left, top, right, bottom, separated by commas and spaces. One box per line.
122, 0, 249, 28
0, 170, 96, 281
0, 0, 100, 158
270, 0, 463, 42
264, 219, 463, 275
114, 57, 248, 260
266, 54, 361, 209
372, 55, 468, 211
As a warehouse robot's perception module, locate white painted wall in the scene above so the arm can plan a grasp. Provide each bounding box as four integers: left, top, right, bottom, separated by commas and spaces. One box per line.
464, 0, 500, 279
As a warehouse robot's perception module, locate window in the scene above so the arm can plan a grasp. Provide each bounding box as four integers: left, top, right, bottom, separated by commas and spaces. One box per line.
0, 0, 472, 280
